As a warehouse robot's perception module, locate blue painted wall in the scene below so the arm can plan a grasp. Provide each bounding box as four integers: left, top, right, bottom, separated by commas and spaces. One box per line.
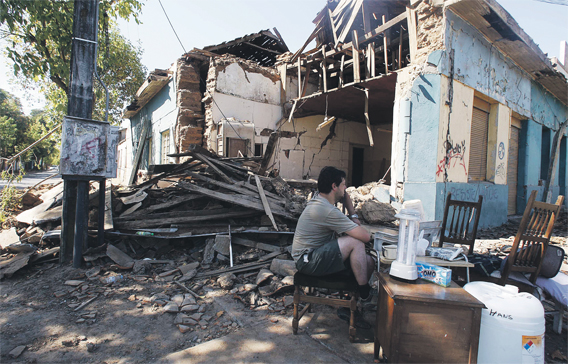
404, 74, 442, 220
435, 182, 508, 229
407, 74, 441, 184
129, 79, 176, 169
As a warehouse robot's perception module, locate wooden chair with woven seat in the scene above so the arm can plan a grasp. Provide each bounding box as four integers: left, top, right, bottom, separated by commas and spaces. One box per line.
436, 193, 483, 255
292, 270, 359, 342
491, 190, 564, 292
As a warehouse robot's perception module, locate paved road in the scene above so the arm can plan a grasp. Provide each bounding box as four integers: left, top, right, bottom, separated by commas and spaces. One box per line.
0, 166, 63, 190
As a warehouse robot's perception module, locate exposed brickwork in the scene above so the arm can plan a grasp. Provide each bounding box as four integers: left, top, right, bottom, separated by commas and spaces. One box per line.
175, 57, 205, 153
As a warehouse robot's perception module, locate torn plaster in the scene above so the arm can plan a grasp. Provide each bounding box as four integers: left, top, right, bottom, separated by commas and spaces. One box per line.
443, 10, 531, 116
215, 63, 282, 106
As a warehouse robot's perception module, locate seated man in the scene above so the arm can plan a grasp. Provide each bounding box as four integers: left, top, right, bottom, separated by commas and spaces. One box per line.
292, 166, 375, 300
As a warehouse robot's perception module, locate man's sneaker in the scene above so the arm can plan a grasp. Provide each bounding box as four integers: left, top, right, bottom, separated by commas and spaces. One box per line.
359, 288, 378, 310
337, 307, 371, 330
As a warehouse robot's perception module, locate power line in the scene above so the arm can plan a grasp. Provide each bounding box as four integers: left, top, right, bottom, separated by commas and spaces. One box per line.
531, 0, 568, 5
157, 0, 256, 157
158, 0, 186, 54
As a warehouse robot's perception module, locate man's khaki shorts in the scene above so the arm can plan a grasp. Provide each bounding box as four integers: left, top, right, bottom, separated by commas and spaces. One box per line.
295, 239, 348, 276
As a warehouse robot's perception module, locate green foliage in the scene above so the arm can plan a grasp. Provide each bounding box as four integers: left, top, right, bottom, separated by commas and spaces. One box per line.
0, 169, 24, 223
0, 89, 28, 157
0, 89, 59, 166
1, 0, 147, 126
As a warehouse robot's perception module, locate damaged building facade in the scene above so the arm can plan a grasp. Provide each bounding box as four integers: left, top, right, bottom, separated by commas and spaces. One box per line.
120, 0, 567, 229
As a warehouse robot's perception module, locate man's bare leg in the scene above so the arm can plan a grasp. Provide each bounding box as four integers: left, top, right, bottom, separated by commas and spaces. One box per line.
337, 236, 371, 285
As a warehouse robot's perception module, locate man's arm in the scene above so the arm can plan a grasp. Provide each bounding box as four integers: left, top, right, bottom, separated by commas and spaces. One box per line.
345, 226, 371, 243
343, 192, 361, 226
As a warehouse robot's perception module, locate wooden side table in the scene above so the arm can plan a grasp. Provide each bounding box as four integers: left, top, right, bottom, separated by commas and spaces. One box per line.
374, 272, 484, 363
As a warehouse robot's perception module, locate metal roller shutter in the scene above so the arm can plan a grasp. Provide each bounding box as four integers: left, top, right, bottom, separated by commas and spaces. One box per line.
469, 98, 490, 181
507, 123, 520, 215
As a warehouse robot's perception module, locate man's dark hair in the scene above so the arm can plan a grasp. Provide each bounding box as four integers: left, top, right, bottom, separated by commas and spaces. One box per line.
318, 166, 346, 193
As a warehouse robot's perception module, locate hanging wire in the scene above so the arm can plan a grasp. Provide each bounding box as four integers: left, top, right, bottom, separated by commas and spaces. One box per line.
158, 0, 186, 54
158, 1, 256, 157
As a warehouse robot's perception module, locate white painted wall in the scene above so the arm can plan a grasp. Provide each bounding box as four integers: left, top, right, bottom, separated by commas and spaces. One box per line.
209, 63, 284, 155
210, 91, 282, 133
216, 63, 281, 105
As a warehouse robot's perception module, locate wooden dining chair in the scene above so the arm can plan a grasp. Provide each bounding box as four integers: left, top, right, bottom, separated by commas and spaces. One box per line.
436, 193, 483, 255
497, 190, 564, 290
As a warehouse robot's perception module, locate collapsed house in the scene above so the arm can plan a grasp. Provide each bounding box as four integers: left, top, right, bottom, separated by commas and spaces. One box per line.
119, 0, 568, 229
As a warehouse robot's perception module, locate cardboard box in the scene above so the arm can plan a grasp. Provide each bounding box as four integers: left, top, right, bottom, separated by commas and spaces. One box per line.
416, 261, 452, 287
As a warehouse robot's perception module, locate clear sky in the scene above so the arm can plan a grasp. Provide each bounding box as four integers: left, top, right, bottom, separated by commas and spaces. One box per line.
1, 0, 567, 114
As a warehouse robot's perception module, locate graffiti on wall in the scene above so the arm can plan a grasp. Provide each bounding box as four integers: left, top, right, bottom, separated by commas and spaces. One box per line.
449, 186, 499, 202
436, 137, 468, 177
496, 162, 506, 180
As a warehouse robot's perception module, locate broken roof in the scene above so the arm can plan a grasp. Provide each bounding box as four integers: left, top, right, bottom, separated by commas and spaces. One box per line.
203, 29, 289, 67
447, 0, 567, 106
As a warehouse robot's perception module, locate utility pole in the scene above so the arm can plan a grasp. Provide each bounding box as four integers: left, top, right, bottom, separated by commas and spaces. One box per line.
543, 120, 567, 203
60, 0, 99, 267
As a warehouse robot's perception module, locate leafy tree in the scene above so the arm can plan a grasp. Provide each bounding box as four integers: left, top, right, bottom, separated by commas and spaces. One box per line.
0, 89, 27, 157
0, 0, 147, 125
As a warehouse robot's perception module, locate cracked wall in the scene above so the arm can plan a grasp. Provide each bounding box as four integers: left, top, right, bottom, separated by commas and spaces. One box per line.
278, 115, 392, 182
203, 55, 282, 155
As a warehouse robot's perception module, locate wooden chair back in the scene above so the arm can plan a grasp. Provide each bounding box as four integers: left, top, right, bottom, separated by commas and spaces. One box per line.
438, 193, 483, 255
499, 190, 564, 286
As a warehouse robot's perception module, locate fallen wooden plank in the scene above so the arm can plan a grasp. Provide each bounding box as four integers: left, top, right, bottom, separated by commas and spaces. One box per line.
178, 181, 297, 220
119, 190, 148, 205
255, 175, 278, 231
119, 202, 142, 217
106, 244, 134, 269
232, 237, 282, 253
195, 261, 270, 278
206, 156, 250, 174
190, 153, 233, 184
74, 294, 99, 311
234, 181, 284, 204
128, 194, 203, 216
0, 251, 34, 279
258, 250, 285, 261
16, 183, 64, 225
116, 208, 236, 223
115, 209, 261, 230
33, 205, 63, 225
186, 172, 284, 206
29, 247, 60, 263
258, 132, 279, 175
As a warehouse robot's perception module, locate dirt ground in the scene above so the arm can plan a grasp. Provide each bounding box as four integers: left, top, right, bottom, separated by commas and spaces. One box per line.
1, 186, 567, 363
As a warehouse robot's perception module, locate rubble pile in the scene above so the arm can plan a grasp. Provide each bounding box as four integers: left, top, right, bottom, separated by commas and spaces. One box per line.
0, 148, 315, 280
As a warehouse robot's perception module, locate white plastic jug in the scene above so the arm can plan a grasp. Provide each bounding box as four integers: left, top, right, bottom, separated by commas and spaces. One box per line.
464, 282, 545, 364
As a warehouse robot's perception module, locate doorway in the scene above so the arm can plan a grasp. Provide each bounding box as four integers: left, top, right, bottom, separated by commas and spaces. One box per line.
352, 147, 364, 187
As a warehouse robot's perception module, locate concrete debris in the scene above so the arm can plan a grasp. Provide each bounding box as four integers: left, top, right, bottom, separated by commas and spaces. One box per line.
217, 273, 237, 290
8, 345, 26, 359
360, 200, 397, 224
256, 268, 274, 285
0, 227, 20, 249
164, 302, 180, 313
269, 259, 297, 277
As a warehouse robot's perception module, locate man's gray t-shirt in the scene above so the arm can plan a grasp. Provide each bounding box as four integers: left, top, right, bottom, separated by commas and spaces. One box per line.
292, 194, 358, 261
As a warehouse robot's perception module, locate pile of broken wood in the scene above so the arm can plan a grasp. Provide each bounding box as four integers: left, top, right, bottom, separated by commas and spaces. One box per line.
112, 146, 307, 237
1, 146, 313, 282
